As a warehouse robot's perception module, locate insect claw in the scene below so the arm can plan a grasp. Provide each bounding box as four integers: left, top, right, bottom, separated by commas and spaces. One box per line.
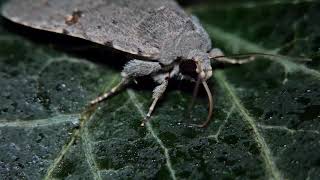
141, 116, 150, 127
89, 99, 98, 106
89, 102, 97, 108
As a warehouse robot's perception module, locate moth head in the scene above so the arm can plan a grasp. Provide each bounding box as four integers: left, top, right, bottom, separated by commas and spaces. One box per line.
180, 49, 213, 128
186, 50, 213, 81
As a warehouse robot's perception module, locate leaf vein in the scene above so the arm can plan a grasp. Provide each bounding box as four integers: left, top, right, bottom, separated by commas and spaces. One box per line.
0, 114, 80, 128
43, 75, 120, 179
44, 131, 79, 180
207, 105, 235, 141
127, 89, 177, 180
81, 126, 102, 180
215, 71, 283, 180
257, 123, 320, 135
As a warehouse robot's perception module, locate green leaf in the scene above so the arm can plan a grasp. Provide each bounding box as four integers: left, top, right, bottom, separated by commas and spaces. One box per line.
0, 1, 319, 180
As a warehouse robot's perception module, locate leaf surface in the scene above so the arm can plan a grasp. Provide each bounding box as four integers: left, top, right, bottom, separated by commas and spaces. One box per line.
0, 0, 319, 179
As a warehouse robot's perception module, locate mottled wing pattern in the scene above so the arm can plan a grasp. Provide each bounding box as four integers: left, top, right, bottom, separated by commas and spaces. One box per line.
2, 0, 190, 59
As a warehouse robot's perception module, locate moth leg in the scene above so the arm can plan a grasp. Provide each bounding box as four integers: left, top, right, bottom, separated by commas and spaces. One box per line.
141, 73, 170, 126
210, 48, 255, 64
90, 78, 130, 105
90, 59, 162, 105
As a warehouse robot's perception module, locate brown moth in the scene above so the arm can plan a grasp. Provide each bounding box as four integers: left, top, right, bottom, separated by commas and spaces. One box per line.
2, 0, 282, 127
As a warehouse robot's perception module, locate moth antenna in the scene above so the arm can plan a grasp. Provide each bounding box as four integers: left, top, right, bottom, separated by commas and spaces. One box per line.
188, 75, 201, 112
191, 81, 213, 128
211, 52, 311, 62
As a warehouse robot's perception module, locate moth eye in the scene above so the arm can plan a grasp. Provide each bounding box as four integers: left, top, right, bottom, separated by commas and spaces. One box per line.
179, 61, 198, 79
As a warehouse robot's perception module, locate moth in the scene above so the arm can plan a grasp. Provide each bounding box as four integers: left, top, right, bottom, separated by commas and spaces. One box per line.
2, 0, 279, 127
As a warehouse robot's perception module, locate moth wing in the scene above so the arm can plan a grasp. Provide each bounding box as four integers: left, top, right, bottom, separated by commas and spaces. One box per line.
1, 0, 185, 59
